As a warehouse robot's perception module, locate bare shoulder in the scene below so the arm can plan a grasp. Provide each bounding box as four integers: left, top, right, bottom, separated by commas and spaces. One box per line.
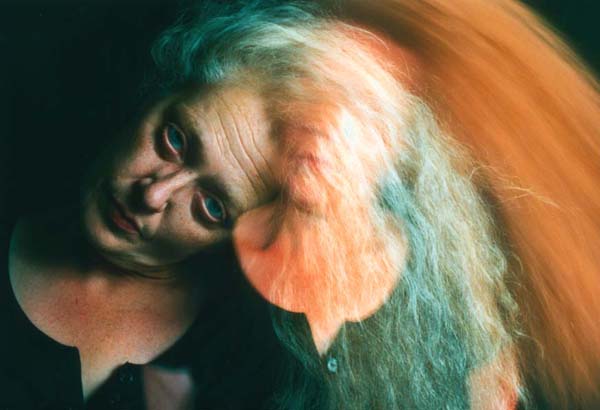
8, 214, 202, 396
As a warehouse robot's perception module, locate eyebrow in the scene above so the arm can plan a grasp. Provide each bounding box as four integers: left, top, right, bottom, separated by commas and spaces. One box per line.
165, 103, 244, 220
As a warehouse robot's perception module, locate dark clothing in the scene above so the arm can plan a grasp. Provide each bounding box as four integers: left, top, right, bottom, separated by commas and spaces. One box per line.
0, 222, 290, 410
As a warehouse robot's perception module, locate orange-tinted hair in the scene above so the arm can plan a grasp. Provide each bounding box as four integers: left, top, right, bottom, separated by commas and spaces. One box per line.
337, 0, 600, 407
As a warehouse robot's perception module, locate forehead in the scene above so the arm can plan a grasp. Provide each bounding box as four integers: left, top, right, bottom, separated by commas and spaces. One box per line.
173, 85, 279, 217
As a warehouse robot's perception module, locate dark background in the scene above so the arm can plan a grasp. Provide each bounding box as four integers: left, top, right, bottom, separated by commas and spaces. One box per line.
0, 0, 598, 220
0, 0, 176, 219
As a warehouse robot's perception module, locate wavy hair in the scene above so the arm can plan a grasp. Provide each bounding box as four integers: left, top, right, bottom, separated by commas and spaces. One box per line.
333, 1, 600, 408
150, 1, 599, 409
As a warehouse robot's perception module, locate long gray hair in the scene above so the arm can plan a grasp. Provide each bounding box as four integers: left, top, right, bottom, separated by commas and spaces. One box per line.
150, 1, 520, 408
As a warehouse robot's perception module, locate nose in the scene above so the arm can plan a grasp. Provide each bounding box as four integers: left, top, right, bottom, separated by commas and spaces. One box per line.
137, 170, 196, 213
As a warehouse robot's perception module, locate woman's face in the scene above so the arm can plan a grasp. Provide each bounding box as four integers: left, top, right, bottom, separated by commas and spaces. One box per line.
81, 85, 278, 272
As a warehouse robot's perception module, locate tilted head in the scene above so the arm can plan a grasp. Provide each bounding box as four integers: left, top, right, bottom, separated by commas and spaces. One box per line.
81, 83, 279, 273
129, 1, 522, 409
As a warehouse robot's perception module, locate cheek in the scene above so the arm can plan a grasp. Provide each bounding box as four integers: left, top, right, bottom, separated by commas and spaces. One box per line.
89, 125, 158, 185
110, 135, 157, 179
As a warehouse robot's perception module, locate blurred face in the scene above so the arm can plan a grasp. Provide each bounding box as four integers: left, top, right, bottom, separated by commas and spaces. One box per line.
81, 85, 278, 272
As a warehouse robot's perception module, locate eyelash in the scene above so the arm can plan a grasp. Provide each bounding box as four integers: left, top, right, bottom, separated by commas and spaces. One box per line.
159, 123, 229, 227
193, 191, 229, 227
162, 123, 187, 161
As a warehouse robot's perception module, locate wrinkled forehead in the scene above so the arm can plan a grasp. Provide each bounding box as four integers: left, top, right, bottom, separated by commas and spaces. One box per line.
174, 84, 280, 219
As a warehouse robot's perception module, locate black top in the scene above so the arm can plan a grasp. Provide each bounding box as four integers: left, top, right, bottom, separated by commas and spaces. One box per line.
0, 222, 291, 410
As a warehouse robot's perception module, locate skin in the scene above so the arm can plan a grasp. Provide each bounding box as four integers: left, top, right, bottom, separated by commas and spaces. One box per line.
81, 84, 278, 274
9, 66, 520, 409
9, 84, 279, 399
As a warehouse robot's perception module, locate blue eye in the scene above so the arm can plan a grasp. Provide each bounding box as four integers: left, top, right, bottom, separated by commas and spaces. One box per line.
164, 124, 185, 156
197, 192, 227, 224
204, 197, 224, 221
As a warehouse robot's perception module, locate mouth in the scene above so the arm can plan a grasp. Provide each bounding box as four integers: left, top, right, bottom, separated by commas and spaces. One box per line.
106, 194, 141, 236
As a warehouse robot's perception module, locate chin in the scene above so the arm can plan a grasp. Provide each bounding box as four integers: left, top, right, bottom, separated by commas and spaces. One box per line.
80, 206, 171, 274
82, 220, 160, 273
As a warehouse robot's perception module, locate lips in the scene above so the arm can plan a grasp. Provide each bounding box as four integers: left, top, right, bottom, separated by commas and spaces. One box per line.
107, 195, 141, 235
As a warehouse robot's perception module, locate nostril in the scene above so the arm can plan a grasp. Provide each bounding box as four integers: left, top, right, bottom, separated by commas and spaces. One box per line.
131, 170, 194, 214
131, 178, 167, 214
152, 201, 168, 213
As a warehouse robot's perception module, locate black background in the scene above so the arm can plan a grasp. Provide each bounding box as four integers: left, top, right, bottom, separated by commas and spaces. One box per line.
0, 0, 598, 220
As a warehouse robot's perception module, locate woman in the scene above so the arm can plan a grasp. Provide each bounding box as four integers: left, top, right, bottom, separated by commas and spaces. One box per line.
2, 0, 600, 409
2, 2, 290, 409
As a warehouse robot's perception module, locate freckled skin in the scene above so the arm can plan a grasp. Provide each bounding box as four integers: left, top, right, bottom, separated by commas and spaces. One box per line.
10, 85, 279, 398
81, 85, 278, 273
